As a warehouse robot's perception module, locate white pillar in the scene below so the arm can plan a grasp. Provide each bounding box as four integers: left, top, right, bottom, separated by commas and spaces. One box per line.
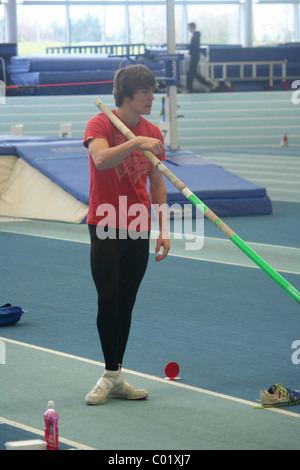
166, 0, 179, 150
5, 0, 18, 45
240, 0, 253, 47
294, 3, 299, 42
65, 3, 71, 46
125, 4, 130, 43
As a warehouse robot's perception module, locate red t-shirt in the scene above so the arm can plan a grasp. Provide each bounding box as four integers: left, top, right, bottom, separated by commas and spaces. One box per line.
83, 111, 166, 231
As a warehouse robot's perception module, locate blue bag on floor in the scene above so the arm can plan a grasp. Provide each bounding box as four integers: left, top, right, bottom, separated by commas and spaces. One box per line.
0, 303, 28, 326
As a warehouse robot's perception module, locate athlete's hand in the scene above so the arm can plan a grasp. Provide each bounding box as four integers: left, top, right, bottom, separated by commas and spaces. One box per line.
136, 136, 165, 156
155, 234, 170, 262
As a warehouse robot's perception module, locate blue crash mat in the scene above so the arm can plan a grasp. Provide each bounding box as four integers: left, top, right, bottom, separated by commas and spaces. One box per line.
164, 149, 272, 216
0, 138, 272, 217
0, 135, 49, 154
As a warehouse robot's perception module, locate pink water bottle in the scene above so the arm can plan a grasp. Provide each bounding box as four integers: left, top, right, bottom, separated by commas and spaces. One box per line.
44, 401, 59, 450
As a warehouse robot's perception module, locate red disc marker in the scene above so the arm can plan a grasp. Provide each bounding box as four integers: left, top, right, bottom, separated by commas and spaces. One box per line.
164, 362, 181, 380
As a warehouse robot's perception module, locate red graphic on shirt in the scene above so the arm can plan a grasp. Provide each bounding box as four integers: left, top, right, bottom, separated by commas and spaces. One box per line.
113, 132, 151, 184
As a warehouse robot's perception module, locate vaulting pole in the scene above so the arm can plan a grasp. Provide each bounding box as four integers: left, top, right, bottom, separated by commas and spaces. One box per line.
94, 98, 300, 304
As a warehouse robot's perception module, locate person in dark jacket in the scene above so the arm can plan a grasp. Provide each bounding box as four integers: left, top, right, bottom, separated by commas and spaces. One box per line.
186, 22, 212, 93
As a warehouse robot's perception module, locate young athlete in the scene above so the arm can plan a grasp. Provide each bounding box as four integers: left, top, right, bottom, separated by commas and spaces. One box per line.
83, 64, 170, 405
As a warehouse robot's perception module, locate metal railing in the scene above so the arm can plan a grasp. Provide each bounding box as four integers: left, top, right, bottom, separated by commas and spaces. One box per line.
46, 44, 147, 56
208, 60, 287, 88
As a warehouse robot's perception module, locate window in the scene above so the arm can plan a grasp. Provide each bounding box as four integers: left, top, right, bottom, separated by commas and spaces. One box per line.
186, 4, 240, 44
0, 4, 4, 42
129, 5, 166, 44
253, 3, 294, 45
299, 3, 300, 41
17, 5, 66, 53
3, 1, 299, 54
104, 5, 126, 43
69, 6, 105, 43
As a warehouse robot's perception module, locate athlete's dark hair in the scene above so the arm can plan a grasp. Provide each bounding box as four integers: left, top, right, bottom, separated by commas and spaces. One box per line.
113, 65, 158, 107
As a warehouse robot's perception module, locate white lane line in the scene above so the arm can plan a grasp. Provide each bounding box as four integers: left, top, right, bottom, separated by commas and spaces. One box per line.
0, 227, 299, 274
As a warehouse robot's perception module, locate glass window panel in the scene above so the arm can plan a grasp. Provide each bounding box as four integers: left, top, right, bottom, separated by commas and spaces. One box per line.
0, 4, 5, 42
186, 4, 240, 44
69, 5, 126, 45
186, 0, 239, 2
8, 1, 299, 51
17, 5, 66, 42
69, 5, 105, 43
174, 5, 185, 44
104, 6, 126, 43
129, 5, 166, 44
299, 4, 300, 41
70, 5, 125, 44
253, 0, 293, 3
253, 4, 294, 45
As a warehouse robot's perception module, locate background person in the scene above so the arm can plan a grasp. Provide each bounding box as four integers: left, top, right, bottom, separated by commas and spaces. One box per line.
186, 22, 214, 93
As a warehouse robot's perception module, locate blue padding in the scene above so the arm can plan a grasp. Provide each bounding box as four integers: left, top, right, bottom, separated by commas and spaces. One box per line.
7, 54, 166, 74
9, 72, 40, 86
166, 149, 214, 167
165, 150, 272, 215
0, 141, 18, 155
7, 55, 166, 95
38, 70, 115, 84
165, 170, 272, 215
0, 135, 49, 155
199, 196, 272, 217
0, 43, 17, 60
7, 55, 125, 73
6, 47, 300, 95
1, 138, 273, 217
164, 163, 266, 201
209, 46, 300, 62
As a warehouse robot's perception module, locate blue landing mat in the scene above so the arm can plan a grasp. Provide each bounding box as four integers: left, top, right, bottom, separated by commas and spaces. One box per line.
0, 137, 272, 217
7, 55, 166, 96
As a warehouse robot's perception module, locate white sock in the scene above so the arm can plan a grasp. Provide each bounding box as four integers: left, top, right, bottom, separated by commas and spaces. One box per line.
106, 369, 120, 376
107, 369, 123, 385
96, 369, 122, 391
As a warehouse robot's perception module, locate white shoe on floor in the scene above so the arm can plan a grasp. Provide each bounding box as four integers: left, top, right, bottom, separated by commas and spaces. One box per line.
85, 370, 149, 405
85, 370, 122, 405
108, 381, 149, 401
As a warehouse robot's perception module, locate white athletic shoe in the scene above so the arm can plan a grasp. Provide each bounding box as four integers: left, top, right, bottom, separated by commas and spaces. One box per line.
85, 370, 121, 405
108, 381, 149, 401
85, 370, 149, 405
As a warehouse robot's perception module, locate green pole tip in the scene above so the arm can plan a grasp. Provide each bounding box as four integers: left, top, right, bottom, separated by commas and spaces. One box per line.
287, 286, 300, 304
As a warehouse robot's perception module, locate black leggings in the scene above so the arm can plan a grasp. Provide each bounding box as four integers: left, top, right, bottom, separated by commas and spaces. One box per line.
88, 225, 149, 370
187, 55, 211, 92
